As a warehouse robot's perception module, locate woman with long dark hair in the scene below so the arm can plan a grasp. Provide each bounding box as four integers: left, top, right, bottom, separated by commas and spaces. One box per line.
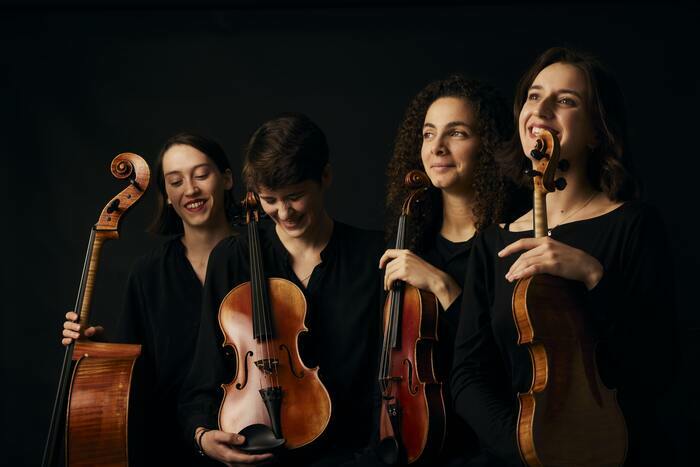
451, 47, 675, 465
61, 132, 237, 466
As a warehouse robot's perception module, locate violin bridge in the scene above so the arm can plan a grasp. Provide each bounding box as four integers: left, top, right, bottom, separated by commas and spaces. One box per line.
254, 358, 279, 374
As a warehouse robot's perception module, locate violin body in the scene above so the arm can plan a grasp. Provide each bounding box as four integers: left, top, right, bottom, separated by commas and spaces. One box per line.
218, 278, 331, 449
513, 274, 628, 466
379, 285, 444, 464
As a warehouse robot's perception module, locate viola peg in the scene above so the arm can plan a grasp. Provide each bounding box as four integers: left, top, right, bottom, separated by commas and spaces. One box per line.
554, 177, 567, 190
530, 149, 544, 160
558, 159, 570, 172
524, 168, 542, 178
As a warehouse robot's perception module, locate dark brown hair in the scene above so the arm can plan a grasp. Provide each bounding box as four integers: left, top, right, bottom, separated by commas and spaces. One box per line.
386, 74, 512, 251
499, 47, 639, 200
242, 113, 329, 191
149, 132, 237, 235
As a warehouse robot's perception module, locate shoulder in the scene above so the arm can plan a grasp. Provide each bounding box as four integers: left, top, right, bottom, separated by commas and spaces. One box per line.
335, 221, 384, 247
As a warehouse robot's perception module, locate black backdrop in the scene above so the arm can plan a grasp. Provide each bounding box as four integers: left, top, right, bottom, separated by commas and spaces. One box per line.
2, 2, 697, 465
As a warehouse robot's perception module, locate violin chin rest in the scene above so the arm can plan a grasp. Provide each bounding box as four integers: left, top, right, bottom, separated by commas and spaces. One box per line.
237, 424, 286, 453
376, 436, 399, 465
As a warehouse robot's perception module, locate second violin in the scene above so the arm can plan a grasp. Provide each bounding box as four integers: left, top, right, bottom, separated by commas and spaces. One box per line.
378, 170, 446, 464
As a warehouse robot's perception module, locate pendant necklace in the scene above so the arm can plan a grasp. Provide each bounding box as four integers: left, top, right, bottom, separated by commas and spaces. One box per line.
547, 191, 598, 236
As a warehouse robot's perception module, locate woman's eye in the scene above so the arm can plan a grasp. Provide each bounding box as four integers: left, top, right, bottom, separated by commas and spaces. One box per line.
168, 179, 183, 187
423, 131, 434, 139
194, 172, 210, 180
527, 93, 539, 101
451, 130, 467, 137
559, 97, 576, 106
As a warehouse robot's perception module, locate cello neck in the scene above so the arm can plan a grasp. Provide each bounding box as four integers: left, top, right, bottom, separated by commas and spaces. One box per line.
75, 228, 118, 329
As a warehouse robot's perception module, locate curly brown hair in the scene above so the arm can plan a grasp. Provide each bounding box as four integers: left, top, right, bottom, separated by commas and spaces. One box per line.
385, 74, 512, 252
498, 47, 639, 201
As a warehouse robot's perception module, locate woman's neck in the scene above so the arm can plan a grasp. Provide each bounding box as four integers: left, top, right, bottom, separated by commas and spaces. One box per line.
181, 219, 234, 262
440, 189, 476, 242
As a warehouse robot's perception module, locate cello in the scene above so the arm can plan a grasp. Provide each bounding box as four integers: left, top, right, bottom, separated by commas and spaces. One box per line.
42, 152, 150, 467
378, 170, 445, 464
217, 191, 331, 452
512, 129, 627, 466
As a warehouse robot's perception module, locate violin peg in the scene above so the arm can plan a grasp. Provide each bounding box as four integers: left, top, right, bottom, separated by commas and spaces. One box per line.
558, 159, 570, 172
530, 149, 544, 160
554, 177, 567, 190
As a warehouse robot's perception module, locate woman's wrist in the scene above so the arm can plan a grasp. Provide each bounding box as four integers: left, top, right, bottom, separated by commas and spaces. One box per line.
584, 259, 604, 290
431, 270, 461, 310
195, 427, 211, 456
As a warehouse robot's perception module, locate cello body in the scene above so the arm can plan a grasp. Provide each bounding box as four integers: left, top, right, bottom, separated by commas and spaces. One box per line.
513, 131, 627, 466
378, 170, 446, 464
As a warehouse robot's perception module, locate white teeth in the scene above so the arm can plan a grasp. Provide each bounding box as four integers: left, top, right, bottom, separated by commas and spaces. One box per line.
186, 201, 204, 209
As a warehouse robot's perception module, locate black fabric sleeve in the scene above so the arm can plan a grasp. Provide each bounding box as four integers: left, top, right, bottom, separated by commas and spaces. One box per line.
115, 261, 146, 344
178, 240, 237, 451
450, 233, 521, 465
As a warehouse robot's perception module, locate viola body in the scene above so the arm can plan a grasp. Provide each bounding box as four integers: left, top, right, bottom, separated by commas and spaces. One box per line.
512, 274, 628, 466
379, 284, 445, 464
66, 341, 141, 466
218, 278, 331, 449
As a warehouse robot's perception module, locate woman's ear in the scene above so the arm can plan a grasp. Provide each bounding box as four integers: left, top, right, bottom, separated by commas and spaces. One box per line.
321, 163, 332, 190
223, 168, 234, 190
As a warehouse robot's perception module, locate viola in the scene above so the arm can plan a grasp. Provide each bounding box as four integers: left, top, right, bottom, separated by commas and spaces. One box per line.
378, 170, 445, 464
217, 191, 331, 452
42, 153, 150, 467
513, 129, 627, 466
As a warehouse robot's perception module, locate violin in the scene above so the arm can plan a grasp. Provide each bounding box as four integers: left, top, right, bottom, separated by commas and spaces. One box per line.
217, 191, 331, 452
42, 153, 150, 467
378, 170, 445, 464
513, 130, 627, 466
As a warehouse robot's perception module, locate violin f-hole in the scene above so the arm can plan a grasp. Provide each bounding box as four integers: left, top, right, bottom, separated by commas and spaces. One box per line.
279, 344, 304, 378
235, 351, 254, 390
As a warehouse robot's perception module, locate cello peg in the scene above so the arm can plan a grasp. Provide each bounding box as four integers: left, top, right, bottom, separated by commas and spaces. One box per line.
558, 159, 570, 172
530, 149, 544, 160
106, 199, 121, 213
554, 178, 567, 190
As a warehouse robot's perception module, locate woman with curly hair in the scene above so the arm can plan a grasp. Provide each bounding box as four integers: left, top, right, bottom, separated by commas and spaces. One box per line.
378, 74, 514, 465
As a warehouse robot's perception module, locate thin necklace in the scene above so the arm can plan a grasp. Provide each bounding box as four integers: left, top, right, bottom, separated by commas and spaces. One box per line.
548, 191, 598, 236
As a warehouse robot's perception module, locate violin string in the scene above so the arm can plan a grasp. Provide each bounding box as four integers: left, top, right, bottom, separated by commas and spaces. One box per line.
254, 222, 275, 389
250, 221, 265, 390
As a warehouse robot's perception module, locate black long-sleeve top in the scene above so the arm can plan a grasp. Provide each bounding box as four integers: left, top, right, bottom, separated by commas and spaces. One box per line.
179, 219, 385, 465
118, 237, 219, 466
451, 200, 676, 466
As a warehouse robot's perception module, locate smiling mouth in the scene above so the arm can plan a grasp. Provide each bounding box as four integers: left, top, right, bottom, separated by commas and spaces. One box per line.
529, 125, 559, 137
184, 199, 207, 211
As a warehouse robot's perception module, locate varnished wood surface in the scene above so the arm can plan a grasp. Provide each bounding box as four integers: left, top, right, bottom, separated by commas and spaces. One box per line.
380, 286, 445, 464
513, 274, 628, 466
218, 278, 332, 449
66, 351, 140, 467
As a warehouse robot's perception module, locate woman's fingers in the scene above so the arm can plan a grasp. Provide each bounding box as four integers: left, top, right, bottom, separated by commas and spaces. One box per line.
84, 325, 104, 338
65, 311, 78, 321
379, 249, 406, 269
498, 238, 543, 258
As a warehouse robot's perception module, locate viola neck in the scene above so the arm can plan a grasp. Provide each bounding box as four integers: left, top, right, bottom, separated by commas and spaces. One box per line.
533, 189, 549, 239
248, 220, 272, 340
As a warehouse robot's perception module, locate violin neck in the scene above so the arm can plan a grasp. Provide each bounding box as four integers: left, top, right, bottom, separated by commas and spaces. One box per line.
248, 220, 273, 340
533, 190, 549, 239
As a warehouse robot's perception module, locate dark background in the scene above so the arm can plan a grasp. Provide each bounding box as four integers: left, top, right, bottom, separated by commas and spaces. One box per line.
1, 1, 697, 465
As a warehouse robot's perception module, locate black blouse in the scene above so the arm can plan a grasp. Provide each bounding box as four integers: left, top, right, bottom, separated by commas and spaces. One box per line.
178, 219, 385, 465
117, 236, 218, 466
451, 201, 676, 466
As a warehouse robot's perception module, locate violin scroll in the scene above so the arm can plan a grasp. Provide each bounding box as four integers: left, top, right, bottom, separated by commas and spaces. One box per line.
401, 170, 432, 216
527, 130, 566, 195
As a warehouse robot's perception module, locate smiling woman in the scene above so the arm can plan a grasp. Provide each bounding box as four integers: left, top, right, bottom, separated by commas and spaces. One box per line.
61, 132, 238, 466
451, 47, 675, 466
